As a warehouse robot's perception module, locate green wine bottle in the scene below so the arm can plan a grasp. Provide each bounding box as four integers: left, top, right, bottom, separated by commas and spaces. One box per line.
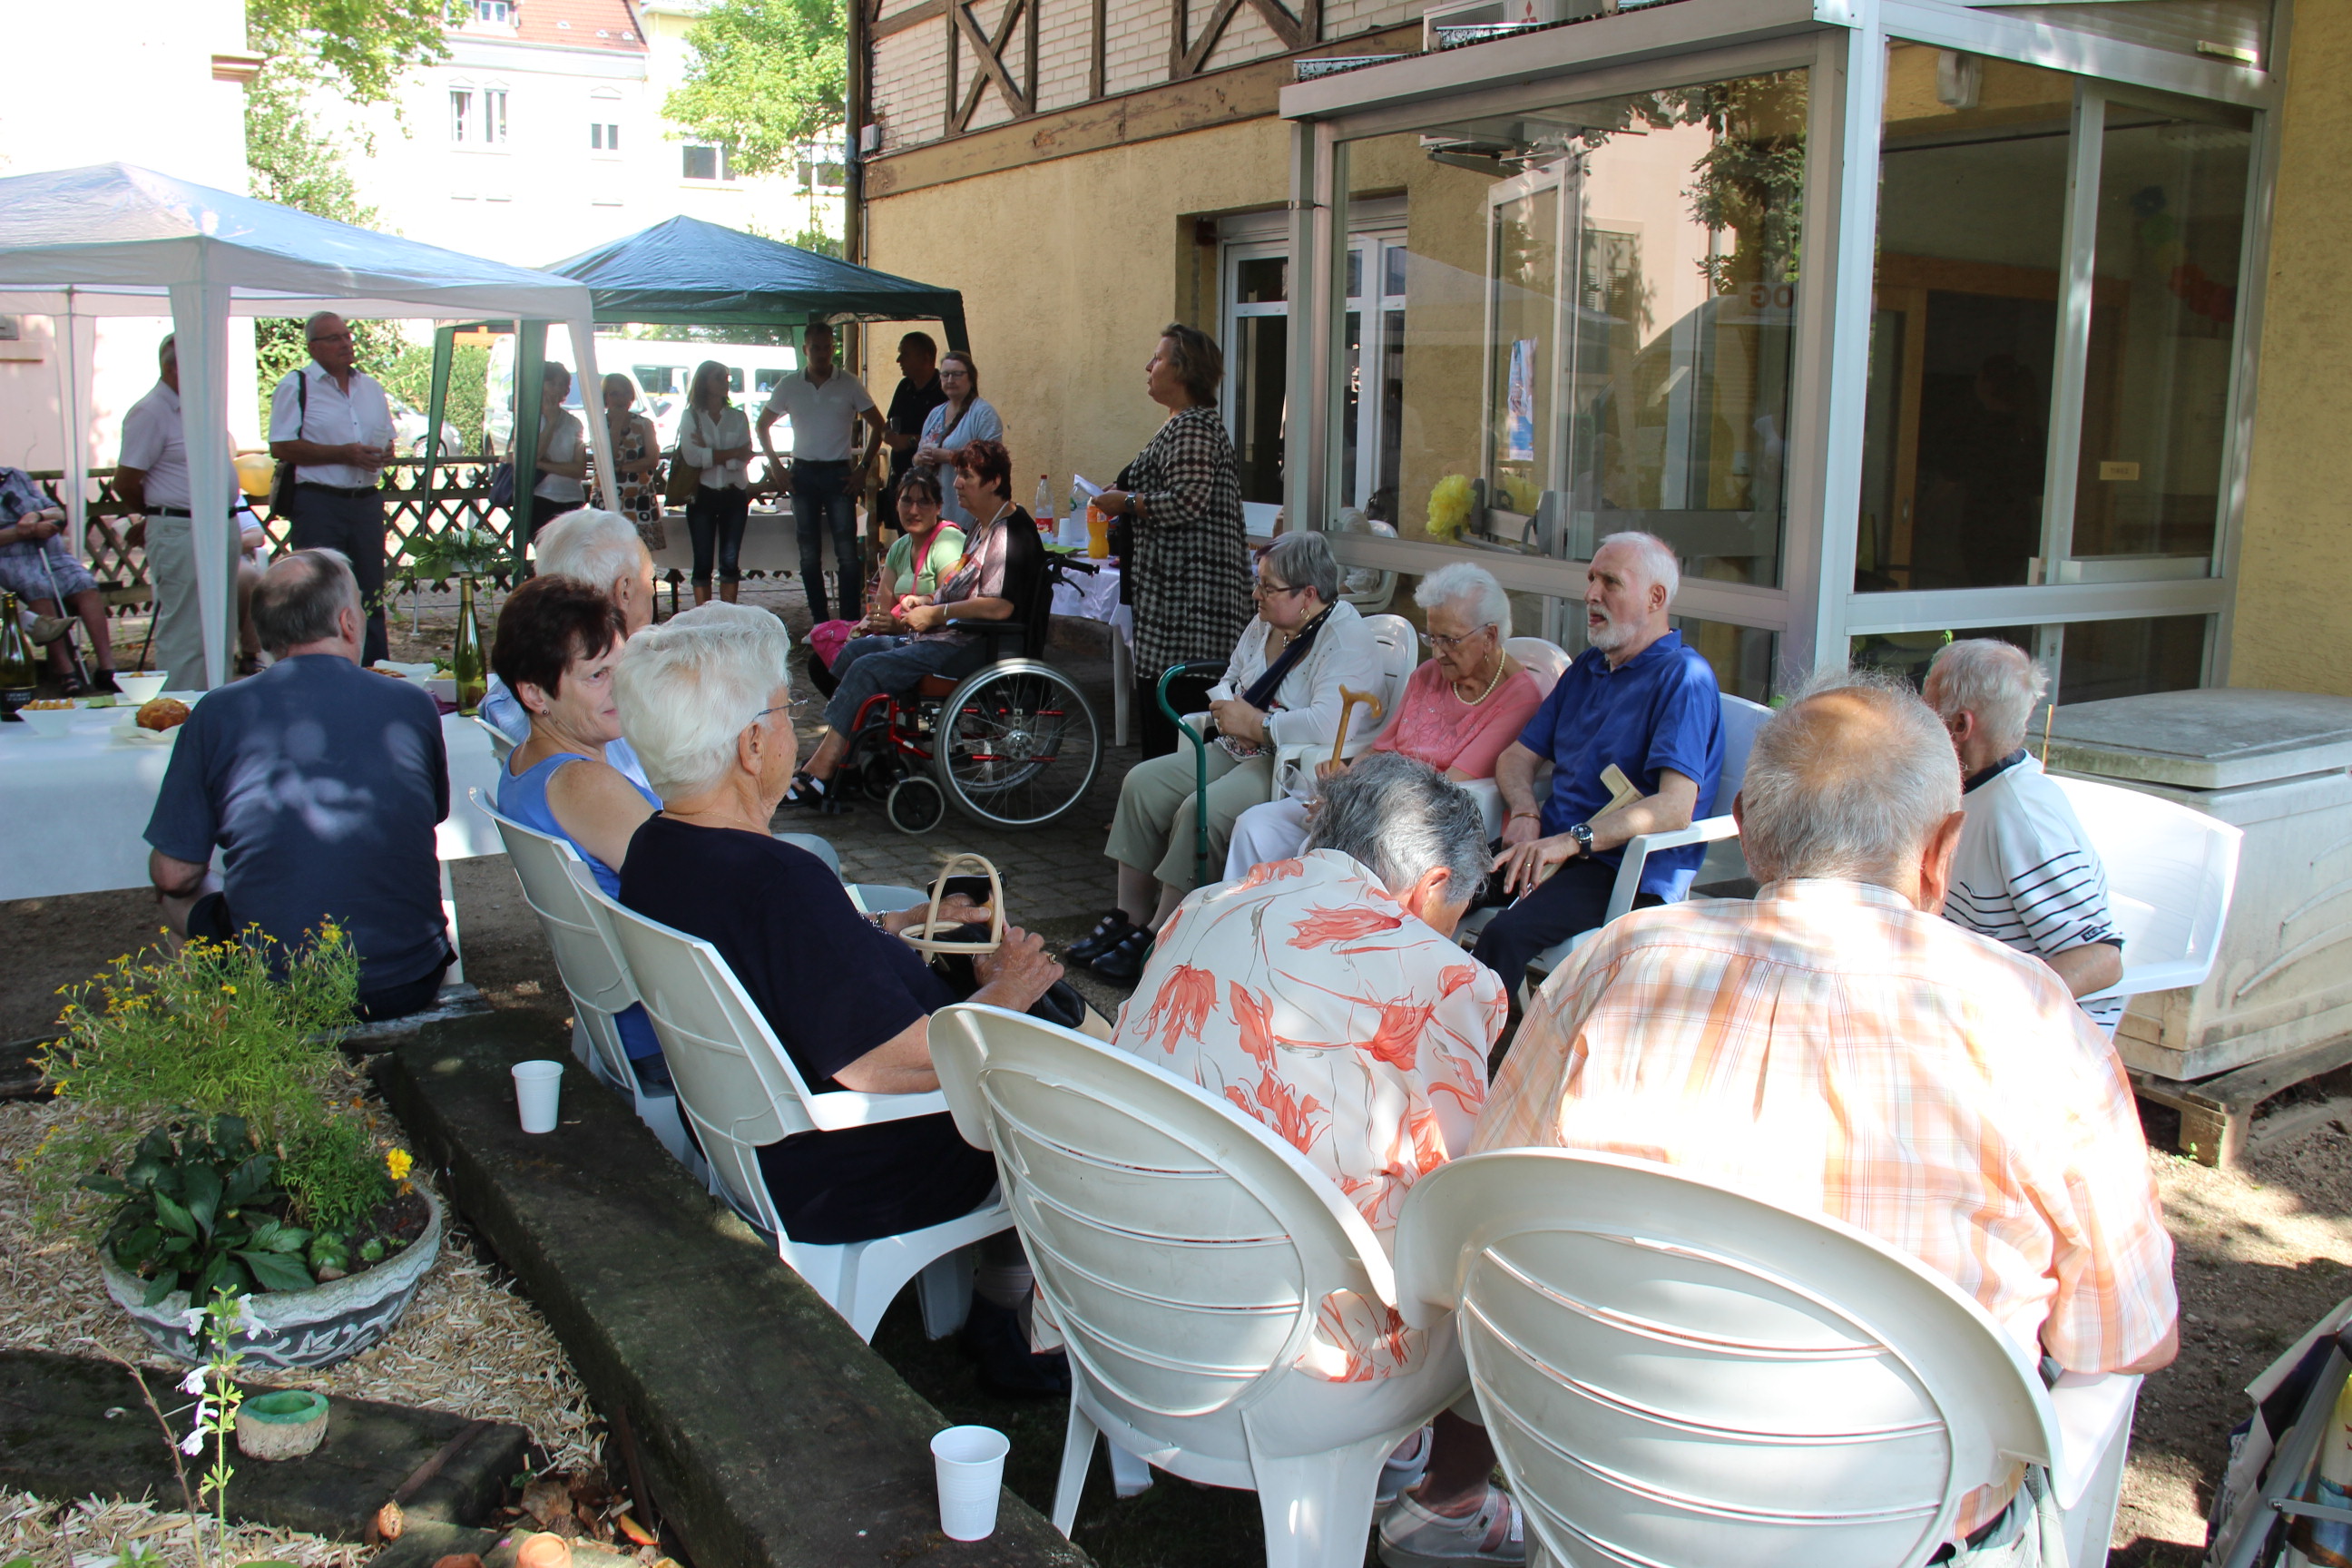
453, 576, 487, 716
0, 593, 36, 720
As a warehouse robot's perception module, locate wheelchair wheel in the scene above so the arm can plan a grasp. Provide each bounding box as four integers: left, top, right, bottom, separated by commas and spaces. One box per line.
933, 659, 1102, 830
858, 749, 906, 803
887, 775, 946, 834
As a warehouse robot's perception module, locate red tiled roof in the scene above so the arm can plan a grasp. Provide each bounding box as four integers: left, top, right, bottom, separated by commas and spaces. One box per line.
511, 0, 648, 52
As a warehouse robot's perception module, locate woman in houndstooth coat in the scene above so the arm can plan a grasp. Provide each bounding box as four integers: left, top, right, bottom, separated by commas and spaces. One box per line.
1094, 324, 1253, 758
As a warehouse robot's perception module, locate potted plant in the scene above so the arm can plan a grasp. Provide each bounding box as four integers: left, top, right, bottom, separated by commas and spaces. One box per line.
34, 926, 444, 1370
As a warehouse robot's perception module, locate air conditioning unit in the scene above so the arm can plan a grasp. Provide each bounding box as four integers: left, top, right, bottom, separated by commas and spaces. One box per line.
1422, 0, 1609, 50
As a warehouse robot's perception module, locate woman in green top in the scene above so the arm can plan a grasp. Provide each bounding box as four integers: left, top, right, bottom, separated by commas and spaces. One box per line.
806, 469, 965, 695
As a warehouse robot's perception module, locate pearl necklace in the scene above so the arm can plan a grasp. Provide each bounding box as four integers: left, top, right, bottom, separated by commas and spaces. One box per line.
1454, 657, 1508, 706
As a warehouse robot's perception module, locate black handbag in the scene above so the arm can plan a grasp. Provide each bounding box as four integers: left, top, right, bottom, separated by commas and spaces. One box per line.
267, 370, 307, 518
899, 855, 1111, 1038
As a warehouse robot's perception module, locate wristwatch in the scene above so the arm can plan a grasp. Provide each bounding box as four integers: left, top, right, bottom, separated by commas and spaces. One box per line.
1566, 822, 1594, 855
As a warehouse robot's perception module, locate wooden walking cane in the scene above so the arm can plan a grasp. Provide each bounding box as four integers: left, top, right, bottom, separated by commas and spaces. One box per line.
1330, 686, 1385, 768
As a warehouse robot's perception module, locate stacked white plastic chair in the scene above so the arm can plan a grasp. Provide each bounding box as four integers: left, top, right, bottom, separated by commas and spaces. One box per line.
929, 1002, 1469, 1568
579, 884, 1007, 1342
1393, 1149, 2139, 1568
2046, 773, 2242, 1031
469, 789, 703, 1178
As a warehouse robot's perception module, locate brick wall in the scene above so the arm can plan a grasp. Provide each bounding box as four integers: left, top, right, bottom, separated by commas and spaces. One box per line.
867, 0, 1422, 151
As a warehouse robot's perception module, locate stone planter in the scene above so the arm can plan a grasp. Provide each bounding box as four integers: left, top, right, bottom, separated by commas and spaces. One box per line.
100, 1189, 443, 1370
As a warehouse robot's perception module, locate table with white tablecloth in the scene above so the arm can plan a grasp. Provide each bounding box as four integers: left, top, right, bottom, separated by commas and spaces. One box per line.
0, 703, 504, 979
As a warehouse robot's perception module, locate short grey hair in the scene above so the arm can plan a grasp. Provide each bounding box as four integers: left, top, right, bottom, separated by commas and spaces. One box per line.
1597, 530, 1681, 605
1305, 751, 1490, 902
536, 508, 650, 597
1738, 667, 1961, 889
614, 603, 792, 800
158, 334, 176, 368
250, 548, 359, 655
1262, 531, 1340, 605
1925, 639, 2046, 755
1414, 562, 1511, 639
303, 311, 344, 343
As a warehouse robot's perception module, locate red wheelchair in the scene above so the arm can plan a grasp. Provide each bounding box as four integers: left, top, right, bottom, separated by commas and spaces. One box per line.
834, 554, 1104, 834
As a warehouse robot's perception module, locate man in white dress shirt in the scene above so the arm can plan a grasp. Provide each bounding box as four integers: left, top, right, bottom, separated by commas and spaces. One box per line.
118, 334, 267, 689
1924, 638, 2127, 1029
755, 320, 887, 624
268, 312, 397, 664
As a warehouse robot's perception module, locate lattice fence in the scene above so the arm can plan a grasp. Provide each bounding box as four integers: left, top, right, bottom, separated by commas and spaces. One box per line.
29, 456, 517, 610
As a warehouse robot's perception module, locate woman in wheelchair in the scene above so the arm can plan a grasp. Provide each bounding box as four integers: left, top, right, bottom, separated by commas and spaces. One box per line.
785, 437, 1045, 812
803, 468, 965, 698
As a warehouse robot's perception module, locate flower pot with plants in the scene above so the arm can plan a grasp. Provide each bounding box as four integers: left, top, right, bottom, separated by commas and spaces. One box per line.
35, 925, 444, 1369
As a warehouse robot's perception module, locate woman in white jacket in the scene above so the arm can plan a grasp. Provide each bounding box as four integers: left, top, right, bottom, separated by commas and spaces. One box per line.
1077, 530, 1381, 981
679, 359, 754, 604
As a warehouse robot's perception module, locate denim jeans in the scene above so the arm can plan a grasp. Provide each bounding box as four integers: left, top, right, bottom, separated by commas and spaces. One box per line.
687, 484, 750, 585
791, 458, 860, 622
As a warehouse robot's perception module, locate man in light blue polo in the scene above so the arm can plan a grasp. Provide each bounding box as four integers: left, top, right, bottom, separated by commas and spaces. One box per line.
1477, 531, 1723, 990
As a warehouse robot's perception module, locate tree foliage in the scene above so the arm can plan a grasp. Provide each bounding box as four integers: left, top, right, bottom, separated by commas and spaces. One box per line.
246, 0, 449, 107
663, 0, 848, 181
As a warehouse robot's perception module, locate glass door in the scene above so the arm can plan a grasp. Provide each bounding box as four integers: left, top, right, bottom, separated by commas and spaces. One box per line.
1481, 165, 1563, 545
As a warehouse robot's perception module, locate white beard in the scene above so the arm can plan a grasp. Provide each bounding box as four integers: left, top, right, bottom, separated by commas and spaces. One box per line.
1584, 612, 1631, 654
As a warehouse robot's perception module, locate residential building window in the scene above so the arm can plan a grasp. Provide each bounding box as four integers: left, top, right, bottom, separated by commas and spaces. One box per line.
482, 89, 508, 143
450, 89, 471, 142
591, 122, 621, 151
681, 143, 732, 181
474, 0, 514, 21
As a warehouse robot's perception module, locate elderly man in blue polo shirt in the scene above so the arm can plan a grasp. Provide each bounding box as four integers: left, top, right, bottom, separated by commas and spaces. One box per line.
1476, 531, 1724, 990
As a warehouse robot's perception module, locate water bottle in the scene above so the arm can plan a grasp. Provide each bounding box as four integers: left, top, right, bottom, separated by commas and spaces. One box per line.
1034, 474, 1054, 534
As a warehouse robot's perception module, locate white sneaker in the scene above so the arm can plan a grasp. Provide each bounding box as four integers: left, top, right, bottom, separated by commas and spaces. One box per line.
1377, 1426, 1434, 1505
1377, 1485, 1526, 1568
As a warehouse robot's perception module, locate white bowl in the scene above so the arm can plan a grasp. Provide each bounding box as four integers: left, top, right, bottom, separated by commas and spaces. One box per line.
427, 677, 456, 702
115, 673, 168, 703
15, 707, 74, 738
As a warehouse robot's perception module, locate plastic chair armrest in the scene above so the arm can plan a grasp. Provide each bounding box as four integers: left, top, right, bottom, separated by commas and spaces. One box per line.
1604, 815, 1740, 922
2048, 1372, 2141, 1508
803, 1087, 952, 1131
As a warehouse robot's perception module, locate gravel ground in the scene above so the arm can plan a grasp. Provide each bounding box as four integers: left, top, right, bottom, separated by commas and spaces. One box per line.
8, 575, 2349, 1563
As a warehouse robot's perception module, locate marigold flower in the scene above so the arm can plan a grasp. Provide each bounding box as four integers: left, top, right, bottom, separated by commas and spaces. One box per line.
386, 1148, 414, 1181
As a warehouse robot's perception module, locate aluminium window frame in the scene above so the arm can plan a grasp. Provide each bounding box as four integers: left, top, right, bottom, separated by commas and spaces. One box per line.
1279, 0, 2287, 695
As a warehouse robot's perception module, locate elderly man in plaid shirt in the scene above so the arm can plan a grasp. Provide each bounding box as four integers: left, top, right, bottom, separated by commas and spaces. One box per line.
1476, 671, 2177, 1566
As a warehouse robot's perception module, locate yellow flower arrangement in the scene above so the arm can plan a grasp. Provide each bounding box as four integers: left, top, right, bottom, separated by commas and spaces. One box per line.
1426, 474, 1475, 542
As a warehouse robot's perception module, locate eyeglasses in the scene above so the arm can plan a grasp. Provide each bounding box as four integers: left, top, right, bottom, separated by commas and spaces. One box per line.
1419, 625, 1495, 652
1253, 579, 1308, 599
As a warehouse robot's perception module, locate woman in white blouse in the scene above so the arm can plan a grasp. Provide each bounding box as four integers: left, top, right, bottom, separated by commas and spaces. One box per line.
1080, 531, 1380, 981
679, 358, 754, 605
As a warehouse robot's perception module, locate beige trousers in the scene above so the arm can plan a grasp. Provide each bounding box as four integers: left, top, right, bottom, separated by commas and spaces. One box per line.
1104, 745, 1272, 891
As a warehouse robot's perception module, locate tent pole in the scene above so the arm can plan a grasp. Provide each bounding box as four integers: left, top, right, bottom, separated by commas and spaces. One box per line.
423, 324, 454, 521
168, 279, 236, 690
513, 318, 546, 575
575, 320, 620, 512
59, 289, 87, 542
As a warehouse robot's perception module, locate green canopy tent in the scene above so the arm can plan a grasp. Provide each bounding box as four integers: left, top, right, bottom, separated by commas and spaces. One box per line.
418, 220, 968, 551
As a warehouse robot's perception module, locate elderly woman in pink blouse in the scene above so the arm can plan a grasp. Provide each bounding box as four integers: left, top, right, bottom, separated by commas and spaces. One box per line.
1223, 563, 1544, 882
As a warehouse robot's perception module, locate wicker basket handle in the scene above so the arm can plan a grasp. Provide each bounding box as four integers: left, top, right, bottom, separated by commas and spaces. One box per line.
898, 852, 1006, 957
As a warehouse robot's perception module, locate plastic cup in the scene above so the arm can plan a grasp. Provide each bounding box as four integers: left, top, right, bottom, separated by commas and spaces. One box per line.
930, 1425, 1010, 1541
511, 1060, 563, 1133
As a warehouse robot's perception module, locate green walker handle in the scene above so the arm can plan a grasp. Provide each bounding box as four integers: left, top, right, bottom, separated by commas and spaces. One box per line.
1156, 661, 1230, 892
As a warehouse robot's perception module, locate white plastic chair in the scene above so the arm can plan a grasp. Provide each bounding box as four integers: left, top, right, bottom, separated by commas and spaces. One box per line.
2046, 773, 2243, 1015
928, 1003, 1469, 1568
1521, 691, 1772, 979
1459, 637, 1572, 839
471, 711, 517, 769
1267, 612, 1422, 803
468, 789, 705, 1179
579, 883, 1009, 1342
1393, 1149, 2138, 1568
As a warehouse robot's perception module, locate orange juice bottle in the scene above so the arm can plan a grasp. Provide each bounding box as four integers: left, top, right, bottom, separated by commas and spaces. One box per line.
1086, 499, 1112, 559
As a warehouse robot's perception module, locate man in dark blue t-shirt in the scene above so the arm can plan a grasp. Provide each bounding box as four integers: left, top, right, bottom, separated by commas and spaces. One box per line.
1477, 532, 1723, 989
145, 549, 452, 1019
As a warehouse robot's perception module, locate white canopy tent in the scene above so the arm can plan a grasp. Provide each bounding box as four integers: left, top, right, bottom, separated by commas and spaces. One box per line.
0, 163, 617, 688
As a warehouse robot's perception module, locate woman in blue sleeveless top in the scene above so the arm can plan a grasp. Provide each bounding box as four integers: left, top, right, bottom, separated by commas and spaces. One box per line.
491, 579, 666, 1079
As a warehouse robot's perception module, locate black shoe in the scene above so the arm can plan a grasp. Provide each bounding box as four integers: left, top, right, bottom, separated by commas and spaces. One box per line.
963, 1297, 1071, 1398
780, 770, 854, 814
1090, 926, 1155, 983
1065, 910, 1137, 964
89, 670, 122, 695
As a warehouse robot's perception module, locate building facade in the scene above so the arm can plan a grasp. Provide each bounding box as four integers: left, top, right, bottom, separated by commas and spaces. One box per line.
348, 0, 844, 270
855, 0, 2343, 708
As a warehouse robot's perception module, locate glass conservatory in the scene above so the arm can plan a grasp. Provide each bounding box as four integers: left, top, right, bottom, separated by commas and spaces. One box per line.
1278, 0, 2278, 701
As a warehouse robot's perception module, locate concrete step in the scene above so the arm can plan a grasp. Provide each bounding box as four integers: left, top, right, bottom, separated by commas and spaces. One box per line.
371, 1010, 1087, 1568
0, 1347, 529, 1542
